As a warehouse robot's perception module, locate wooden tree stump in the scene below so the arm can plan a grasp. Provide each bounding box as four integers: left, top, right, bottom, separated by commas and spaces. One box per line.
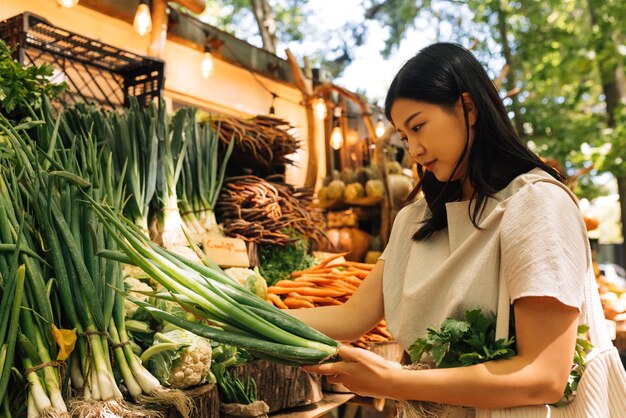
165, 384, 220, 418
231, 360, 323, 413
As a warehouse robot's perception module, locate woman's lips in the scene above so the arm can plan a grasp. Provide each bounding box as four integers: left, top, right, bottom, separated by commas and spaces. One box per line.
423, 160, 436, 171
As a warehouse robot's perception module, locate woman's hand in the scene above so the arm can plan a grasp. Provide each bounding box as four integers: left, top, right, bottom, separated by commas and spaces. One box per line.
303, 345, 402, 398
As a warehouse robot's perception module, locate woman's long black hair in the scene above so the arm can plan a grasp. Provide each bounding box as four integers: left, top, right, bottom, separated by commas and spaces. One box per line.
384, 42, 562, 241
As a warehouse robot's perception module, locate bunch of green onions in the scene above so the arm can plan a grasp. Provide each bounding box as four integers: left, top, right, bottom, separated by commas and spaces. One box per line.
2, 99, 192, 417
178, 111, 235, 240
92, 199, 340, 366
156, 105, 189, 249
0, 119, 69, 417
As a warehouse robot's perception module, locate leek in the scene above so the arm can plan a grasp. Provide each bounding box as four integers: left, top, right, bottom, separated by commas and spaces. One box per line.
156, 105, 189, 248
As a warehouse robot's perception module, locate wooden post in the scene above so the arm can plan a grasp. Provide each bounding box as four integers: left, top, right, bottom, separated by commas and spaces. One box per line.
148, 0, 168, 58
285, 48, 318, 189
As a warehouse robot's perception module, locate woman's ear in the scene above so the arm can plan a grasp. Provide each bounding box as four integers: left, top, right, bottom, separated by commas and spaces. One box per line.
461, 92, 478, 126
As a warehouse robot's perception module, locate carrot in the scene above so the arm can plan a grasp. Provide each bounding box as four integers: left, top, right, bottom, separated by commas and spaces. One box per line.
290, 267, 335, 278
376, 326, 393, 339
345, 261, 375, 270
273, 280, 315, 288
283, 297, 315, 309
294, 277, 336, 285
346, 271, 368, 280
308, 296, 343, 305
287, 292, 315, 302
317, 251, 350, 268
338, 276, 363, 286
292, 288, 346, 298
366, 333, 389, 342
267, 286, 298, 295
267, 293, 289, 309
268, 286, 346, 297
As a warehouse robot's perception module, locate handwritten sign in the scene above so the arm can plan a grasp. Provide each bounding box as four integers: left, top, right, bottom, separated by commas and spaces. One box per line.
203, 236, 250, 267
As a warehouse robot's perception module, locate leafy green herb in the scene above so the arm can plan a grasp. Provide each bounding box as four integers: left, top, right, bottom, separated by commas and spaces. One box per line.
0, 40, 67, 121
258, 231, 316, 286
408, 309, 592, 407
212, 363, 257, 405
407, 309, 516, 368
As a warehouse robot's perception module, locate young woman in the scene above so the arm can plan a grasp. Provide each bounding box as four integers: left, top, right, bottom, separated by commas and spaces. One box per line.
290, 43, 592, 411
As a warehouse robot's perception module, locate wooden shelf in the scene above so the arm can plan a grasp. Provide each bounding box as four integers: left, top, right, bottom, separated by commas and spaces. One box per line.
271, 393, 355, 418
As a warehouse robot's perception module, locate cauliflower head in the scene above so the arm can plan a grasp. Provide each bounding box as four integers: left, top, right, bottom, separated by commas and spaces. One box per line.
142, 329, 213, 389
124, 277, 153, 318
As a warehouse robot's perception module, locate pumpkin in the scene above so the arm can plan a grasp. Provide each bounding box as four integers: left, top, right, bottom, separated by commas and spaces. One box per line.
317, 186, 330, 203
327, 179, 346, 200
325, 227, 372, 262
344, 182, 365, 200
365, 179, 385, 198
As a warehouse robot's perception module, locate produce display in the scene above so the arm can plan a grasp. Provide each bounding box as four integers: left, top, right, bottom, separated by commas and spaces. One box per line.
0, 52, 353, 417
266, 254, 393, 348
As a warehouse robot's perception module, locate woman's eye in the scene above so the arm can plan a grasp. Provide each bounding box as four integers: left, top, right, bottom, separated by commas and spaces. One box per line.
411, 123, 423, 133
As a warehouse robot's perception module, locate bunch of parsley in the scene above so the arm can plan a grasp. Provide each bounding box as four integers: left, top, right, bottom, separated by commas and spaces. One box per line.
407, 309, 516, 368
0, 40, 67, 121
407, 309, 592, 407
258, 230, 316, 286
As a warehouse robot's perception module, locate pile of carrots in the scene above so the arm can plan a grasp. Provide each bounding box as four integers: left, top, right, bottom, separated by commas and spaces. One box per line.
266, 252, 393, 348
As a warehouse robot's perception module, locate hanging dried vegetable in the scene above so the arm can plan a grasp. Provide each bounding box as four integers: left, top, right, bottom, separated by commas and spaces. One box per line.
216, 175, 329, 247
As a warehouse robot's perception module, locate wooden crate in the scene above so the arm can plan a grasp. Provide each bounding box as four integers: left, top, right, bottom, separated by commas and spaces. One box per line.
231, 360, 322, 413
166, 384, 220, 418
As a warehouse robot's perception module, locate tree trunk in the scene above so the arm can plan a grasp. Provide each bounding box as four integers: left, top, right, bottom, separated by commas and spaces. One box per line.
251, 0, 278, 54
495, 0, 523, 135
618, 176, 626, 265
587, 0, 626, 265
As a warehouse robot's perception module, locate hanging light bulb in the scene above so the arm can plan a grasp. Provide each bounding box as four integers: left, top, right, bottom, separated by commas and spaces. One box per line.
375, 118, 386, 138
133, 0, 152, 37
314, 98, 327, 119
57, 0, 79, 7
330, 126, 343, 150
201, 50, 214, 79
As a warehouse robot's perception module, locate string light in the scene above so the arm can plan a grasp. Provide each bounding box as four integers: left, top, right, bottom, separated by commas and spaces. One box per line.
330, 106, 343, 150
133, 0, 152, 37
330, 126, 343, 150
201, 47, 214, 79
375, 117, 386, 138
314, 98, 327, 119
269, 93, 277, 115
57, 0, 79, 7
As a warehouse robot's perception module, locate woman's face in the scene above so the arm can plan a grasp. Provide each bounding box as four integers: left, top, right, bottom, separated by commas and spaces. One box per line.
390, 96, 476, 183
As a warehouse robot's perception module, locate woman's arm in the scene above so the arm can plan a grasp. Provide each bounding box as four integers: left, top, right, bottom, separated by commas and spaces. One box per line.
306, 295, 579, 409
286, 260, 385, 342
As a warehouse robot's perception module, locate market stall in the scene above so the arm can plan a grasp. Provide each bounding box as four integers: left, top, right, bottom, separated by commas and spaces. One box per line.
0, 5, 406, 415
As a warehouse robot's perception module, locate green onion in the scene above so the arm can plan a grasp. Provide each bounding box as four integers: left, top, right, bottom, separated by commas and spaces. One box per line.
90, 199, 339, 365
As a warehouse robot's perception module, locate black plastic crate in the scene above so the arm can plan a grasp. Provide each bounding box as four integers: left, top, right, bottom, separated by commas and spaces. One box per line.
0, 12, 164, 110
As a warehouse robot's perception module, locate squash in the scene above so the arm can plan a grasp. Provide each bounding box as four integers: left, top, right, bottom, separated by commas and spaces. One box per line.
344, 182, 365, 200
365, 251, 382, 265
387, 174, 413, 206
327, 179, 346, 200
365, 179, 385, 198
325, 227, 371, 262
